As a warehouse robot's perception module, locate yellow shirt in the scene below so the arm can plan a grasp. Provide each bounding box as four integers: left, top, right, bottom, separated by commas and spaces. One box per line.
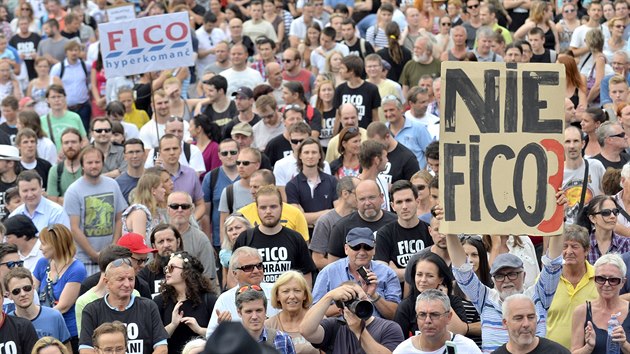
239, 202, 310, 241
124, 105, 150, 130
546, 261, 598, 349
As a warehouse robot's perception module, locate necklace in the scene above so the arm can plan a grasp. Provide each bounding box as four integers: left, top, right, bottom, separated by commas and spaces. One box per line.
51, 260, 69, 283
67, 160, 78, 177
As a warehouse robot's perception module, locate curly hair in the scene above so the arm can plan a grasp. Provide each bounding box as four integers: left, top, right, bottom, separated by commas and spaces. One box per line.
159, 251, 217, 306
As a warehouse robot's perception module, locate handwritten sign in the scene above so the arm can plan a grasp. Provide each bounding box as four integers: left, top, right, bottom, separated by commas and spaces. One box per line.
439, 62, 566, 236
106, 4, 135, 22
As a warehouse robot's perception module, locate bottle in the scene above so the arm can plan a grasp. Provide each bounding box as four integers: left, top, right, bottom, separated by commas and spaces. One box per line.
607, 313, 621, 354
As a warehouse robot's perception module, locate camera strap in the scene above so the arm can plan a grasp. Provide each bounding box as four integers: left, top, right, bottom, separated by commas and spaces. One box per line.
442, 333, 457, 354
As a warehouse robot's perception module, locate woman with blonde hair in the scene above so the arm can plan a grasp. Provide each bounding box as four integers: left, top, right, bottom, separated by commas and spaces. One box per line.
122, 173, 167, 241
514, 1, 559, 52
266, 271, 318, 354
31, 337, 70, 354
33, 224, 87, 353
582, 29, 614, 107
315, 80, 336, 148
219, 214, 252, 290
410, 170, 434, 223
604, 17, 627, 63
323, 50, 345, 87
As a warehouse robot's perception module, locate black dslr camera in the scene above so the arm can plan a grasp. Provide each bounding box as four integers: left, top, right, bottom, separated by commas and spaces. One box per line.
334, 298, 374, 320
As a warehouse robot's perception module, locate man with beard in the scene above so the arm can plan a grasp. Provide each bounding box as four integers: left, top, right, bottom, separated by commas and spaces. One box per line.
492, 295, 569, 354
233, 185, 316, 285
444, 208, 565, 354
138, 224, 184, 297
46, 128, 83, 205
399, 37, 441, 98
562, 126, 605, 224
64, 147, 128, 276
327, 179, 397, 261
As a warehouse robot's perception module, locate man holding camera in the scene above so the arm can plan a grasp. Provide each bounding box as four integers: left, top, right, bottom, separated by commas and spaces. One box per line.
312, 227, 401, 319
301, 282, 404, 354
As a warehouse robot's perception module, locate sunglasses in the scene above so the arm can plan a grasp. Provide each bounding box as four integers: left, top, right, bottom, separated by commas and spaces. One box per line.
93, 128, 111, 134
414, 184, 427, 191
220, 150, 238, 157
290, 139, 304, 145
168, 203, 193, 210
168, 116, 184, 122
164, 264, 184, 273
441, 22, 452, 26
131, 256, 148, 265
468, 4, 479, 9
0, 260, 24, 269
110, 258, 132, 268
236, 262, 264, 272
594, 275, 623, 286
236, 160, 253, 166
608, 132, 626, 139
349, 244, 374, 251
592, 208, 620, 217
564, 8, 575, 12
10, 285, 33, 296
237, 284, 263, 294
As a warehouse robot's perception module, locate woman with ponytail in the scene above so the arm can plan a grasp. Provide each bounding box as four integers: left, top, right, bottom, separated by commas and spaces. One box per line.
377, 22, 412, 82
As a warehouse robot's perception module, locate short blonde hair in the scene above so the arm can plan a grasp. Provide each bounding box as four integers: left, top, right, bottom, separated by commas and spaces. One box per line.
31, 337, 70, 354
270, 270, 313, 310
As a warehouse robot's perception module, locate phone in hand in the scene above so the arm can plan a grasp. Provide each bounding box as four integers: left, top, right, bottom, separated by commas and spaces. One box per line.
357, 266, 371, 285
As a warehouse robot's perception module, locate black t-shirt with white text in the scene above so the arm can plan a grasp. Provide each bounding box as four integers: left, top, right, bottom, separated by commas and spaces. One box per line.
9, 33, 41, 80
233, 226, 317, 283
381, 143, 420, 185
327, 211, 397, 258
265, 134, 292, 167
333, 81, 381, 130
0, 313, 38, 354
374, 221, 433, 269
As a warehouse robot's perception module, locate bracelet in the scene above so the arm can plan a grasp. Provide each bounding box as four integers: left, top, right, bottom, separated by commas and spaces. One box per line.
465, 322, 469, 335
371, 294, 382, 303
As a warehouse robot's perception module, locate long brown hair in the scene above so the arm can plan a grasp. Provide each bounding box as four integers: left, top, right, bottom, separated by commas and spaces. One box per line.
386, 22, 403, 64
558, 54, 586, 91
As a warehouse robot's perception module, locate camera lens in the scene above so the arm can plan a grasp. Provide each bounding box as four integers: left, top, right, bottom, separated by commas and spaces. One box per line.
347, 299, 374, 320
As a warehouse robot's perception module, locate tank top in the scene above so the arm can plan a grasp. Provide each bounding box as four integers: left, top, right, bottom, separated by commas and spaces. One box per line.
585, 301, 630, 353
447, 50, 464, 61
570, 87, 579, 109
539, 25, 556, 51
558, 19, 574, 52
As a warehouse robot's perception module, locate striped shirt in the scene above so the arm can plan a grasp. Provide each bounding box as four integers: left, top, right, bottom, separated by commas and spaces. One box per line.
366, 25, 389, 50
452, 255, 563, 354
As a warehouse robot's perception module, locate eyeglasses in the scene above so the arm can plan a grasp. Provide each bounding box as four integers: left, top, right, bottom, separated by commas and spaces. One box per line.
109, 258, 132, 268
467, 4, 479, 9
95, 347, 126, 354
346, 126, 359, 134
493, 271, 522, 281
595, 275, 623, 286
414, 184, 427, 191
592, 208, 620, 217
282, 58, 294, 63
220, 150, 238, 157
608, 132, 626, 139
93, 128, 112, 134
130, 256, 148, 265
237, 284, 263, 294
416, 311, 449, 321
168, 203, 193, 210
236, 262, 264, 272
0, 260, 24, 269
349, 244, 374, 251
236, 160, 253, 166
10, 284, 33, 296
441, 22, 452, 26
164, 264, 184, 273
290, 139, 304, 145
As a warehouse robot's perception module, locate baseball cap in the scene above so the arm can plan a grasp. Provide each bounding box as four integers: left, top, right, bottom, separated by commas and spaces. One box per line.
490, 253, 524, 275
117, 233, 157, 254
232, 122, 253, 137
0, 145, 19, 161
19, 97, 34, 109
231, 87, 254, 99
345, 227, 375, 248
3, 215, 38, 238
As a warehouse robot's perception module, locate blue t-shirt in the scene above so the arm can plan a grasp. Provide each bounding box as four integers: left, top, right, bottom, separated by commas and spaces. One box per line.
33, 258, 87, 337
10, 306, 71, 342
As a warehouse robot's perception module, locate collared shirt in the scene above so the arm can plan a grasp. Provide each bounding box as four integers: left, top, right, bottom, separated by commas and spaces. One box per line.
286, 171, 337, 212
311, 258, 401, 318
251, 58, 282, 81
171, 164, 204, 202
452, 254, 563, 354
257, 327, 296, 354
547, 261, 598, 349
103, 144, 127, 174
10, 197, 71, 231
50, 58, 90, 105
387, 118, 433, 169
588, 232, 630, 265
18, 239, 43, 273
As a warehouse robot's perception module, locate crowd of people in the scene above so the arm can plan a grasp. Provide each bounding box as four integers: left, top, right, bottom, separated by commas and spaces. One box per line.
0, 0, 628, 353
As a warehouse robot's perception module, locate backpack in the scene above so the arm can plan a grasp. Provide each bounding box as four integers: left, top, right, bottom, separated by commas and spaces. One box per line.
60, 58, 88, 81
207, 168, 235, 214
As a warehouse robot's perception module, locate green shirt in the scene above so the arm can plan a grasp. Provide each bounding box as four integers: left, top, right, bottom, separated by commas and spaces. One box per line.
46, 163, 82, 197
40, 110, 87, 150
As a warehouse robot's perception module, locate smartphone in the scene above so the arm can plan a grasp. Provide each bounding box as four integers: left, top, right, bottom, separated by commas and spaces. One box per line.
445, 341, 457, 354
357, 266, 371, 285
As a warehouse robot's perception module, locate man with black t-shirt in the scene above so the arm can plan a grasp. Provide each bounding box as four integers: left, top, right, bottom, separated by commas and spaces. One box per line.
233, 185, 316, 285
0, 289, 38, 354
341, 18, 374, 59
138, 225, 183, 297
222, 87, 260, 140
0, 97, 18, 145
10, 17, 41, 80
333, 56, 381, 132
198, 74, 238, 129
375, 181, 432, 282
17, 129, 51, 188
327, 179, 397, 261
367, 121, 420, 184
79, 259, 168, 354
265, 105, 305, 167
593, 121, 630, 170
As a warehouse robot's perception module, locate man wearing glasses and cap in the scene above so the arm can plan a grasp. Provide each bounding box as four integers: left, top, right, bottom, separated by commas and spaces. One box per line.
79, 258, 168, 354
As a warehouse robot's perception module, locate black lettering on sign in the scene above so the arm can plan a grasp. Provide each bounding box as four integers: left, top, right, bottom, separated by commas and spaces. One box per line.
513, 143, 547, 226
443, 143, 466, 221
469, 136, 480, 221
522, 71, 562, 133
482, 144, 517, 222
443, 69, 500, 133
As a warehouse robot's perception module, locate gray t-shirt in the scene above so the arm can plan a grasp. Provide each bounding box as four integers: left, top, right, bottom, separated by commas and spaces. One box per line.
562, 158, 605, 224
252, 121, 284, 151
64, 176, 128, 264
182, 226, 217, 280
309, 209, 342, 254
218, 181, 253, 214
37, 37, 69, 63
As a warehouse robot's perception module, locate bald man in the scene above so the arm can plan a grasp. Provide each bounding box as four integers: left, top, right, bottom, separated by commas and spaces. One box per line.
325, 103, 369, 163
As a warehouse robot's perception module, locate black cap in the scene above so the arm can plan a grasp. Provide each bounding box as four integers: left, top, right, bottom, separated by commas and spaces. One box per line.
4, 215, 38, 238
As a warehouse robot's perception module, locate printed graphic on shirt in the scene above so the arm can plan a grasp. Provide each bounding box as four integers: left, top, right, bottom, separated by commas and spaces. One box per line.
397, 240, 427, 266
84, 193, 115, 237
564, 179, 594, 224
340, 95, 365, 119
126, 323, 143, 354
0, 341, 17, 354
258, 247, 291, 283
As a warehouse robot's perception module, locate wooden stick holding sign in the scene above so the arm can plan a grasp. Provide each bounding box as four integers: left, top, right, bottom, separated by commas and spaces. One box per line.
439, 62, 566, 236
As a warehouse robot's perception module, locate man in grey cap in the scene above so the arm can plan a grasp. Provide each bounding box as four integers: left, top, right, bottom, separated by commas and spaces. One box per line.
231, 122, 272, 170
311, 227, 401, 320
2, 215, 42, 272
445, 222, 565, 353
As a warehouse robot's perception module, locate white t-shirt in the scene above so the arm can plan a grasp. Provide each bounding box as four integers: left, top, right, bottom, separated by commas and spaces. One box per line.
310, 43, 350, 73
220, 67, 264, 97
144, 142, 206, 173
273, 154, 332, 186
138, 119, 191, 149
393, 333, 482, 354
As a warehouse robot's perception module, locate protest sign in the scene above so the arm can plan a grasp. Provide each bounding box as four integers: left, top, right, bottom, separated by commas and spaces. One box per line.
99, 12, 194, 78
106, 4, 136, 22
439, 62, 566, 236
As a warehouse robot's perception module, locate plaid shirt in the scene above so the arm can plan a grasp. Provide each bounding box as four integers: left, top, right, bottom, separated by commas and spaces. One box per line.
251, 58, 282, 81
587, 232, 630, 265
258, 327, 296, 354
